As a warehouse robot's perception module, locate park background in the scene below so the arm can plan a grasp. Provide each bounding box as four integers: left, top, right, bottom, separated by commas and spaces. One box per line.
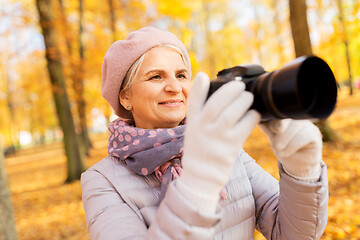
1, 0, 359, 239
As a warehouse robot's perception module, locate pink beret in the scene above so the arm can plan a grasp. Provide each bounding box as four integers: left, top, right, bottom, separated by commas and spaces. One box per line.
101, 27, 191, 119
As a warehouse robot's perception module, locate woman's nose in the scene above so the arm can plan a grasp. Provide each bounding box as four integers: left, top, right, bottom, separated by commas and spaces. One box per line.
164, 77, 182, 93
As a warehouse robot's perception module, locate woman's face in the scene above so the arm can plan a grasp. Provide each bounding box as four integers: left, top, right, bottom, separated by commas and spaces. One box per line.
120, 47, 191, 129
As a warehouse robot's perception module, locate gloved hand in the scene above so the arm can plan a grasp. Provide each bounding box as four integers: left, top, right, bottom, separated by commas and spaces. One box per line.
259, 119, 322, 182
177, 72, 260, 214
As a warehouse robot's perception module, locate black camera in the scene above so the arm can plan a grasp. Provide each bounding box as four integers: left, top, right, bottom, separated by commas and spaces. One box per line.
207, 56, 338, 121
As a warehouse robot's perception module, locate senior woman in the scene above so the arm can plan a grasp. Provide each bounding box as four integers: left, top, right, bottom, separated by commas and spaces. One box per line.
81, 27, 328, 239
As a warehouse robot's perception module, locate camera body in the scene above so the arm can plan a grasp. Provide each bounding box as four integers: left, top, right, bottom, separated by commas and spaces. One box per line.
207, 56, 338, 121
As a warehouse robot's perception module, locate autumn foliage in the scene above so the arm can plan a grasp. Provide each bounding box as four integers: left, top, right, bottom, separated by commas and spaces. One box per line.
1, 0, 360, 239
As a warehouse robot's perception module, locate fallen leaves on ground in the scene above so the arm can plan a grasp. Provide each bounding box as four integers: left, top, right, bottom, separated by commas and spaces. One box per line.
5, 89, 360, 239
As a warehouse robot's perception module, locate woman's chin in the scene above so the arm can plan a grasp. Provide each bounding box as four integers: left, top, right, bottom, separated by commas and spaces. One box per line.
158, 116, 185, 128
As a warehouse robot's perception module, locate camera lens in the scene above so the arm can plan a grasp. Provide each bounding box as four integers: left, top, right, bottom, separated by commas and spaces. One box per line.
250, 56, 337, 120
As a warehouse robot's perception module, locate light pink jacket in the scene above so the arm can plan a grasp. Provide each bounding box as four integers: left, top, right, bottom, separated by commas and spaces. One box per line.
81, 149, 328, 239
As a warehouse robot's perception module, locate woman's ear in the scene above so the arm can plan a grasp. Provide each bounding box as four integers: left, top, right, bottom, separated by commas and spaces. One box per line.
119, 90, 131, 111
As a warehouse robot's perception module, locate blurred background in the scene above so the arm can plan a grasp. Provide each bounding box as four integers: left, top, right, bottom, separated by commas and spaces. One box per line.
0, 0, 359, 239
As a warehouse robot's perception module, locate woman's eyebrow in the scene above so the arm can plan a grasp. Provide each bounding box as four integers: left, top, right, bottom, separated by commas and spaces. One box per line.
144, 69, 188, 76
176, 69, 188, 74
144, 69, 165, 76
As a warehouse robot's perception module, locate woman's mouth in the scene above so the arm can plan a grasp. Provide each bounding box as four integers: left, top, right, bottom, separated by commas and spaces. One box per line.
159, 99, 183, 107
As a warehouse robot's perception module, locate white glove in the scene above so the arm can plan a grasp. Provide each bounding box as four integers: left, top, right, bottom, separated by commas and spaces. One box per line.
177, 72, 260, 214
259, 119, 322, 182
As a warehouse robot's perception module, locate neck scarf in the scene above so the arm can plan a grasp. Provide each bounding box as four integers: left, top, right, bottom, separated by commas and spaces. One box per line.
107, 118, 185, 199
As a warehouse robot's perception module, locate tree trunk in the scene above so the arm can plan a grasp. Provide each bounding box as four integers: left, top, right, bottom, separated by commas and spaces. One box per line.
58, 0, 92, 156
108, 0, 117, 42
78, 0, 93, 155
289, 0, 338, 142
289, 0, 312, 56
0, 146, 18, 240
337, 0, 353, 95
36, 0, 85, 182
4, 61, 18, 153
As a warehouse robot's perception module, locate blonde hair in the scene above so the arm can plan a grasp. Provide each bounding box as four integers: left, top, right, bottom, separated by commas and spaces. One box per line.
120, 45, 190, 96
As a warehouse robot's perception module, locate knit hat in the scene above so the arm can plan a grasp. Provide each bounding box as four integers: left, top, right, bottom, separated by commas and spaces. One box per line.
101, 27, 191, 119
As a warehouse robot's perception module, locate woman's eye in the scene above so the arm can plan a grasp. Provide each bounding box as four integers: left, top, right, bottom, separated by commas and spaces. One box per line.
177, 74, 187, 79
149, 75, 161, 81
